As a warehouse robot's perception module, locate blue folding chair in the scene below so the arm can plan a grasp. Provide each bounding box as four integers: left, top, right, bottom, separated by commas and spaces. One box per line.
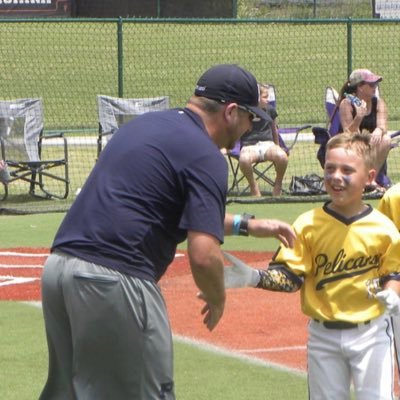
227, 84, 311, 196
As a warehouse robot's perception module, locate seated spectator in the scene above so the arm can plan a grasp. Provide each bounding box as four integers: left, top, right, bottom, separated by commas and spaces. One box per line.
338, 68, 391, 193
239, 83, 288, 197
0, 160, 10, 183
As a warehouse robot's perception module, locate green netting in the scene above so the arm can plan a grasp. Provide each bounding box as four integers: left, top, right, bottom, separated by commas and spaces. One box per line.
0, 16, 399, 213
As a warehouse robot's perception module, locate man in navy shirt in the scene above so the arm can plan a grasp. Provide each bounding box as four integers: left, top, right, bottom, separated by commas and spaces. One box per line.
40, 64, 295, 400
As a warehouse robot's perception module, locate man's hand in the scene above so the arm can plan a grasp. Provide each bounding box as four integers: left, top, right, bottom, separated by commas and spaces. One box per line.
198, 296, 225, 331
187, 231, 226, 332
376, 288, 400, 315
247, 219, 295, 248
223, 252, 260, 288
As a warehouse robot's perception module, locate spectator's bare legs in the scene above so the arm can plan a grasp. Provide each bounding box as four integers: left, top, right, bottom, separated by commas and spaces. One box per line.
265, 146, 288, 196
239, 145, 288, 197
239, 147, 262, 196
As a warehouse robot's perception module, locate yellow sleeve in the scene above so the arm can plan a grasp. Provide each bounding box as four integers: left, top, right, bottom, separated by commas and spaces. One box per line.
377, 184, 400, 231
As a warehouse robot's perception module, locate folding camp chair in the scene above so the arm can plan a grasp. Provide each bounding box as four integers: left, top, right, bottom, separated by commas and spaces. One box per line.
97, 94, 170, 157
312, 86, 398, 189
226, 84, 311, 196
0, 98, 69, 201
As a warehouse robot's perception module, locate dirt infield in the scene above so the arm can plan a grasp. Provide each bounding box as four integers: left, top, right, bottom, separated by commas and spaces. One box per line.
0, 248, 308, 372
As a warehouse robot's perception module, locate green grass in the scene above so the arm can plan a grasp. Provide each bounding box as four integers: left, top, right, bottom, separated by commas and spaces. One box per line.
174, 337, 307, 399
1, 203, 308, 250
0, 302, 308, 400
0, 213, 65, 248
0, 199, 381, 250
0, 302, 47, 400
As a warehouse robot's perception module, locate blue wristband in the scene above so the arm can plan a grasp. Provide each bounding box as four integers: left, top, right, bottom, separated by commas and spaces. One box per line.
232, 214, 241, 236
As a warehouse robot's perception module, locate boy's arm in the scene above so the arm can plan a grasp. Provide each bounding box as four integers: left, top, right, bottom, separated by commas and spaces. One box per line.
223, 252, 303, 292
258, 265, 303, 292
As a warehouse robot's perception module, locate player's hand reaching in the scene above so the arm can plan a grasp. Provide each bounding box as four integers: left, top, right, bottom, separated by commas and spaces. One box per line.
376, 288, 400, 315
223, 252, 260, 288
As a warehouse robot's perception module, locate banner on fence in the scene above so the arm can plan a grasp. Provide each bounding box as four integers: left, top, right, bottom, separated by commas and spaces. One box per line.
0, 0, 73, 17
373, 0, 400, 18
74, 0, 233, 18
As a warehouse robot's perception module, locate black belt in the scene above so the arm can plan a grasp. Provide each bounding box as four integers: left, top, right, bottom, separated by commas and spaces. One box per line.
313, 319, 371, 330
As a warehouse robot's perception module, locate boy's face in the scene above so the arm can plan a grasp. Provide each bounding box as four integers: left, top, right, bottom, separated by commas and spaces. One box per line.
324, 147, 375, 209
259, 89, 269, 109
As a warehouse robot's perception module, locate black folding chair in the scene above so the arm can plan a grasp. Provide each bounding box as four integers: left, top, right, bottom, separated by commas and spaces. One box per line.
226, 84, 311, 196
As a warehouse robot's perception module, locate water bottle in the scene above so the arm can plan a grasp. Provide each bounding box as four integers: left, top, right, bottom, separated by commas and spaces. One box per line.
345, 93, 362, 107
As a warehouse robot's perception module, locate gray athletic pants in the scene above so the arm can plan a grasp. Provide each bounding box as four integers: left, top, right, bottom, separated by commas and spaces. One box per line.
40, 251, 174, 400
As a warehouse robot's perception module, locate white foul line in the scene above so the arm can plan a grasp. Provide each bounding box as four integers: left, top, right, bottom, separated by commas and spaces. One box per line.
0, 276, 39, 286
0, 251, 49, 257
174, 334, 306, 377
0, 264, 43, 269
238, 345, 306, 353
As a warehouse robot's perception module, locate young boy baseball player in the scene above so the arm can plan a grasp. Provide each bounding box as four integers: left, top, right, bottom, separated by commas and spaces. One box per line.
222, 132, 400, 399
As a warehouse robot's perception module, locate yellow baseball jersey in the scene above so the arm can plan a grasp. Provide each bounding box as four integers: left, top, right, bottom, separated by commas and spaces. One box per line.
272, 202, 400, 322
378, 183, 400, 231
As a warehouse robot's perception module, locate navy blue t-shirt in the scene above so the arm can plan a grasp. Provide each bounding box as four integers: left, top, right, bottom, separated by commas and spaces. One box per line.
52, 108, 227, 282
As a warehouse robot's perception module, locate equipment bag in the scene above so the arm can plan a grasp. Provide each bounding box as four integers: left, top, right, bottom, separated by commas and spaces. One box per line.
289, 173, 326, 196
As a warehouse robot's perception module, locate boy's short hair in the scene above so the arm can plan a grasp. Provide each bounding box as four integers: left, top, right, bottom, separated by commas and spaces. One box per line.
258, 83, 270, 96
259, 83, 270, 90
326, 131, 374, 169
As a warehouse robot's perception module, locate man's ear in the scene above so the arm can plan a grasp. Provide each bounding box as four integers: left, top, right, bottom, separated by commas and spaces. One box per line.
224, 103, 238, 122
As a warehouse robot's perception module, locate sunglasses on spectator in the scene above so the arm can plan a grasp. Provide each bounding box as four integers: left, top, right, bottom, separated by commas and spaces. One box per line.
363, 81, 379, 87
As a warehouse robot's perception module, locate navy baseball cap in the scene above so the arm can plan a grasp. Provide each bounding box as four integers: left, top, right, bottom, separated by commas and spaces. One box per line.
194, 64, 271, 122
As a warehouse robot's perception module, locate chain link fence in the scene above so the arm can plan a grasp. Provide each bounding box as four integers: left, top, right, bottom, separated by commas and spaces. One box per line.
0, 17, 399, 213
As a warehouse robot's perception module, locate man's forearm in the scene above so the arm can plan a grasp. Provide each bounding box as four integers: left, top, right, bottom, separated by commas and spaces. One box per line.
191, 259, 225, 304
